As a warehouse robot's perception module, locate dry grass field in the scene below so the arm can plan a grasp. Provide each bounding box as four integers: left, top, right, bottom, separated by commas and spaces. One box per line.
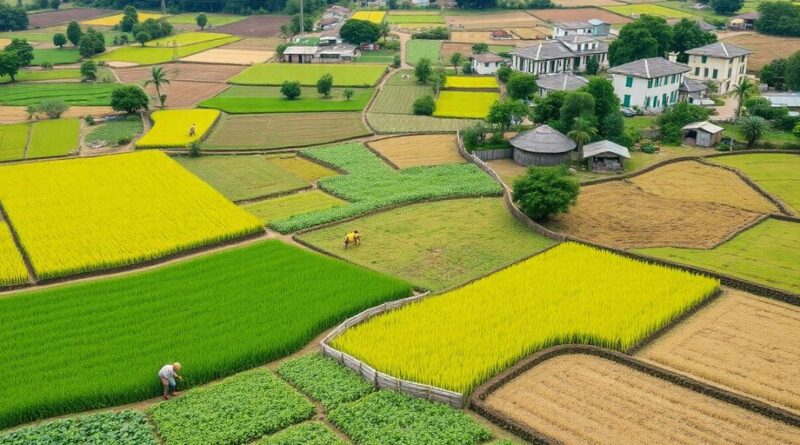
213, 15, 290, 37
0, 106, 116, 124
530, 7, 632, 24
113, 62, 245, 84
485, 354, 800, 445
368, 134, 463, 168
719, 32, 800, 71
445, 11, 543, 29
509, 27, 549, 39
224, 37, 284, 50
551, 0, 625, 5
486, 158, 528, 187
180, 48, 274, 64
638, 290, 800, 415
547, 181, 762, 249
629, 161, 779, 214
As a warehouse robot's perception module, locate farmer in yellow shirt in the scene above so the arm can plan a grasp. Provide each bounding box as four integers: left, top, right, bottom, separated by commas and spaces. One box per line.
344, 230, 361, 249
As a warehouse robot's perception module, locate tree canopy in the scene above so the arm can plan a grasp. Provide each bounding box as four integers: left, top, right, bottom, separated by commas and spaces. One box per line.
609, 15, 672, 66
711, 0, 744, 15
671, 19, 717, 62
756, 1, 800, 36
512, 166, 579, 222
340, 19, 381, 44
0, 3, 27, 32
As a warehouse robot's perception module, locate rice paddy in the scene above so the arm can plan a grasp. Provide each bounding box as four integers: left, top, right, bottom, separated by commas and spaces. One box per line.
0, 83, 118, 106
135, 109, 220, 148
711, 153, 800, 215
82, 12, 166, 26
351, 11, 386, 24
199, 85, 375, 113
434, 91, 499, 119
230, 63, 386, 87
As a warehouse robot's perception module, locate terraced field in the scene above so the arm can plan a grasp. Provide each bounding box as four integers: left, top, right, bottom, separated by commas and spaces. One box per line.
199, 85, 375, 113
711, 153, 800, 215
0, 83, 118, 106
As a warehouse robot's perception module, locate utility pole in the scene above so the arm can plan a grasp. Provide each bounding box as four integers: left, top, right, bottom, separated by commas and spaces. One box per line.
299, 0, 304, 36
161, 0, 166, 15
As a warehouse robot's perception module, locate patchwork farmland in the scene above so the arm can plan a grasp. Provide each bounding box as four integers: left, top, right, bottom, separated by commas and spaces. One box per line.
1, 2, 799, 444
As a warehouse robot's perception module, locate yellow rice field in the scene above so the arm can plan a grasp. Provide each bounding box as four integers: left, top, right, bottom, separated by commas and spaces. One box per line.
0, 151, 263, 279
351, 11, 387, 24
445, 76, 499, 89
83, 12, 167, 26
433, 91, 499, 119
333, 243, 719, 394
0, 221, 27, 286
136, 109, 220, 148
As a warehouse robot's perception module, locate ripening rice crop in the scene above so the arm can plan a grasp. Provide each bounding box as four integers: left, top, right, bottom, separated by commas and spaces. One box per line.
445, 76, 499, 89
333, 243, 719, 394
0, 151, 262, 279
82, 12, 166, 26
136, 109, 220, 148
434, 91, 499, 119
351, 10, 387, 23
0, 222, 27, 286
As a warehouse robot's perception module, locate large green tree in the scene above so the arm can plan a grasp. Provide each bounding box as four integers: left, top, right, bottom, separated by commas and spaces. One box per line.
582, 77, 619, 124
111, 85, 149, 114
506, 72, 537, 101
711, 0, 744, 14
512, 166, 579, 222
755, 1, 800, 37
5, 38, 33, 66
486, 99, 528, 134
609, 15, 672, 66
533, 91, 566, 126
759, 58, 787, 90
557, 91, 595, 133
339, 19, 381, 44
0, 50, 22, 82
786, 51, 800, 91
0, 3, 28, 32
66, 21, 82, 46
671, 19, 717, 62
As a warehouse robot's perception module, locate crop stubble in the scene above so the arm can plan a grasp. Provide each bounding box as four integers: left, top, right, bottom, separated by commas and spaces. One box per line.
368, 134, 463, 168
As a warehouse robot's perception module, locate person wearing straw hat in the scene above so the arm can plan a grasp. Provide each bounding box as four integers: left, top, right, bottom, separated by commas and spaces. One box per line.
158, 362, 184, 400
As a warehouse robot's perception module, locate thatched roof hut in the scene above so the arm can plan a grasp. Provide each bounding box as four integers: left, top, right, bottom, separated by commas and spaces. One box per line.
510, 125, 576, 166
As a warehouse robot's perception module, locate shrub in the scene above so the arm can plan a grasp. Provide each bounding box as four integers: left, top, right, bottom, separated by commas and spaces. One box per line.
52, 32, 67, 48
37, 100, 68, 119
317, 73, 333, 97
80, 60, 97, 81
188, 141, 201, 157
512, 165, 579, 222
412, 95, 435, 115
84, 115, 94, 125
39, 61, 53, 70
281, 80, 302, 100
393, 54, 401, 68
506, 72, 537, 100
496, 65, 513, 83
111, 85, 149, 113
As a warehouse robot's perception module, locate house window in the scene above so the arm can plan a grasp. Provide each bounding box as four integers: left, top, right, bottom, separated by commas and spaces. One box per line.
647, 79, 653, 88
626, 76, 633, 87
663, 93, 668, 106
645, 96, 651, 109
623, 94, 631, 107
741, 55, 745, 62
701, 55, 707, 63
694, 67, 700, 75
653, 96, 659, 108
704, 68, 709, 77
728, 67, 732, 78
712, 69, 718, 79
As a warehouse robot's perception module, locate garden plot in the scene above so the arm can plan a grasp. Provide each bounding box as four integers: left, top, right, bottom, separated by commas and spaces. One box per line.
136, 109, 220, 148
259, 423, 344, 445
369, 70, 429, 114
712, 153, 800, 214
0, 240, 411, 428
27, 7, 112, 28
213, 15, 291, 37
0, 411, 158, 445
0, 221, 27, 287
269, 143, 502, 233
445, 10, 543, 29
231, 63, 386, 87
82, 12, 166, 26
637, 218, 800, 293
366, 113, 480, 133
405, 39, 443, 66
351, 10, 386, 24
174, 154, 312, 202
440, 43, 514, 63
719, 33, 800, 70
333, 242, 718, 394
114, 62, 246, 84
434, 91, 499, 119
84, 115, 143, 148
604, 3, 696, 18
509, 27, 548, 39
0, 151, 261, 280
299, 198, 554, 291
484, 354, 800, 445
180, 47, 273, 64
0, 83, 117, 106
245, 191, 346, 226
145, 80, 229, 108
450, 31, 519, 46
368, 134, 463, 167
199, 85, 374, 113
205, 113, 370, 150
96, 36, 240, 65
530, 7, 632, 24
638, 289, 800, 415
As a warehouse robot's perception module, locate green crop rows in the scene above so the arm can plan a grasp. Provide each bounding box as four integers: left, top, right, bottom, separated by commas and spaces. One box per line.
26, 118, 80, 159
366, 113, 481, 133
277, 354, 375, 410
31, 48, 81, 65
230, 63, 387, 87
0, 411, 157, 445
405, 40, 443, 66
0, 68, 80, 84
258, 422, 344, 445
199, 85, 375, 113
0, 240, 411, 428
0, 83, 119, 106
268, 143, 502, 233
148, 370, 314, 445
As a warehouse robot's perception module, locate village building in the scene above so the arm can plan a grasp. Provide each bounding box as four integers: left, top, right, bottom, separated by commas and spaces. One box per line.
552, 19, 610, 38
684, 42, 752, 94
283, 44, 360, 63
609, 57, 690, 112
471, 53, 505, 75
582, 140, 630, 172
682, 121, 724, 147
667, 18, 717, 32
511, 36, 607, 76
322, 5, 350, 20
762, 93, 800, 116
319, 17, 340, 31
510, 125, 576, 166
728, 11, 760, 30
679, 77, 713, 106
536, 72, 588, 97
320, 28, 344, 46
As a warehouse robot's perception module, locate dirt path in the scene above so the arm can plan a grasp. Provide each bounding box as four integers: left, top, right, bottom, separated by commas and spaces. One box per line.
714, 94, 738, 121
396, 31, 412, 69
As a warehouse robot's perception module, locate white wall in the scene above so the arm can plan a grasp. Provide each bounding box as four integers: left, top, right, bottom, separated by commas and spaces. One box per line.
472, 60, 500, 75
686, 54, 748, 94
613, 72, 684, 112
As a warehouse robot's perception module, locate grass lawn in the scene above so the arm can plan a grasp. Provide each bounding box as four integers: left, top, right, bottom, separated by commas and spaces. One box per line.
0, 123, 29, 162
367, 113, 480, 133
244, 190, 346, 224
298, 198, 555, 291
26, 118, 80, 159
146, 31, 233, 47
603, 3, 696, 18
31, 48, 81, 65
174, 154, 310, 201
0, 82, 117, 106
355, 49, 397, 64
0, 68, 80, 84
719, 122, 798, 146
168, 12, 247, 26
636, 219, 800, 294
711, 153, 800, 214
84, 115, 143, 147
96, 36, 239, 65
434, 91, 499, 119
0, 240, 411, 428
198, 85, 375, 113
230, 63, 386, 87
406, 39, 443, 66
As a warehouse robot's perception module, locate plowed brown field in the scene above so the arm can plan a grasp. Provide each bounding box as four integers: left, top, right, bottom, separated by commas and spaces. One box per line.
113, 62, 245, 84
368, 134, 463, 168
638, 289, 800, 415
485, 354, 800, 445
28, 8, 112, 28
445, 11, 544, 29
530, 7, 631, 24
143, 80, 229, 107
213, 15, 290, 37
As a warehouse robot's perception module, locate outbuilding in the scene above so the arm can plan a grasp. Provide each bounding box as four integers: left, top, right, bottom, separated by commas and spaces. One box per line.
283, 46, 317, 63
537, 72, 588, 97
582, 140, 630, 172
471, 53, 504, 75
682, 121, 724, 147
510, 124, 576, 166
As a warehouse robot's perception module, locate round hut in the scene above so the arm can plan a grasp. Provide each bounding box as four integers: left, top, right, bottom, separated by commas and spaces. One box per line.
510, 125, 576, 166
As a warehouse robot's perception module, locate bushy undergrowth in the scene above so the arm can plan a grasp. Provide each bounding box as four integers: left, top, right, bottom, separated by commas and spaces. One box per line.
0, 411, 157, 445
269, 144, 501, 232
258, 422, 344, 445
148, 370, 314, 445
329, 390, 490, 445
277, 354, 374, 410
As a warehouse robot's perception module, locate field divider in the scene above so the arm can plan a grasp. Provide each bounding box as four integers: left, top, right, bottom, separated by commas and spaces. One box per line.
0, 201, 37, 285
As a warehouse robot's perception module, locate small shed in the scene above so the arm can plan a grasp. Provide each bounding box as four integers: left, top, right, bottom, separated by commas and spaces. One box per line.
471, 53, 504, 75
582, 140, 630, 172
283, 46, 317, 63
682, 121, 724, 147
510, 124, 576, 166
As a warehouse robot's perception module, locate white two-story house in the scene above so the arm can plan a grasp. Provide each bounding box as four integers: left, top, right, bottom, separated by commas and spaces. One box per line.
552, 19, 610, 38
684, 41, 752, 94
609, 57, 691, 112
511, 35, 608, 76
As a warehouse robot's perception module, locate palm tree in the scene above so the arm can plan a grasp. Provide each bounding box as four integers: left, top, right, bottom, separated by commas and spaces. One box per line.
732, 78, 756, 118
144, 66, 170, 108
568, 116, 597, 159
738, 116, 768, 148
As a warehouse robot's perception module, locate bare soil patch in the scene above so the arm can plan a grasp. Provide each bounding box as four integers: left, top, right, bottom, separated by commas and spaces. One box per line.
485, 354, 800, 445
224, 37, 284, 50
638, 289, 800, 415
509, 27, 548, 39
28, 8, 112, 28
629, 161, 779, 214
486, 158, 528, 186
530, 7, 632, 24
214, 16, 290, 37
0, 106, 117, 124
145, 80, 229, 107
113, 62, 245, 84
551, 0, 625, 6
719, 32, 800, 71
445, 11, 543, 29
180, 48, 274, 65
368, 134, 463, 168
546, 181, 762, 249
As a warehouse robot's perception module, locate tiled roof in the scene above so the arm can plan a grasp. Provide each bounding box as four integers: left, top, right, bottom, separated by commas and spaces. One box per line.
684, 41, 753, 58
608, 57, 690, 78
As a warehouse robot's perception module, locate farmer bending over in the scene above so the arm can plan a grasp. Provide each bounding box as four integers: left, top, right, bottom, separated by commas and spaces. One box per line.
344, 230, 361, 249
188, 123, 196, 137
158, 362, 183, 400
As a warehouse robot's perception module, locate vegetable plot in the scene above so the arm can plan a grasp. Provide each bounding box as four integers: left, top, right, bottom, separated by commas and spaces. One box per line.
277, 354, 375, 410
333, 243, 719, 394
0, 411, 158, 445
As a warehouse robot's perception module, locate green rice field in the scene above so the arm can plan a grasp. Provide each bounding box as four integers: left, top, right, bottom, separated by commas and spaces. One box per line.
31, 48, 81, 65
230, 63, 387, 87
0, 83, 118, 106
145, 31, 233, 47
0, 123, 29, 162
387, 14, 445, 24
25, 118, 80, 159
603, 3, 696, 18
0, 68, 80, 84
405, 39, 443, 66
244, 190, 346, 224
96, 36, 239, 65
199, 85, 375, 113
0, 240, 411, 428
711, 153, 800, 215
